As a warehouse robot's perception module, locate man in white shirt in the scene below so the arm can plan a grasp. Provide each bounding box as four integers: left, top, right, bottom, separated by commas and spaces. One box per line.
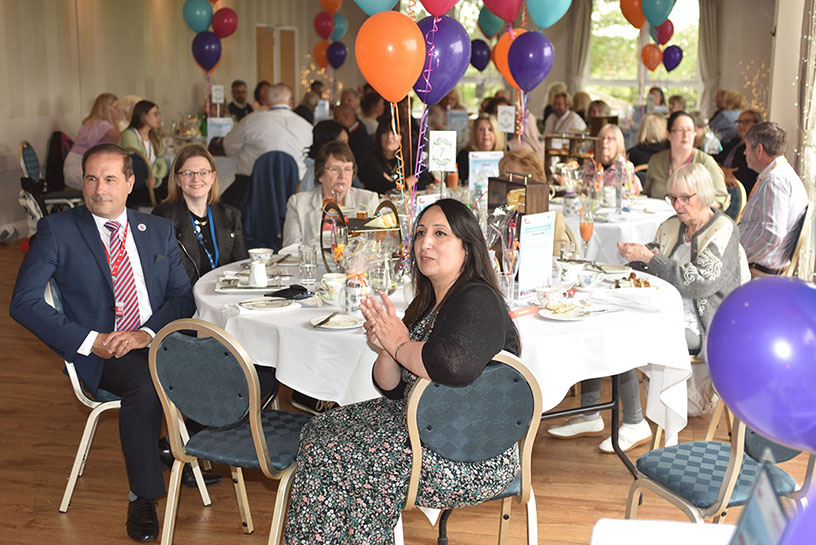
10, 144, 205, 542
543, 92, 587, 135
223, 82, 313, 180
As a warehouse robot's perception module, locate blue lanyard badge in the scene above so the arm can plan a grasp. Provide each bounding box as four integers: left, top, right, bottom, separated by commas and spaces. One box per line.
190, 206, 220, 270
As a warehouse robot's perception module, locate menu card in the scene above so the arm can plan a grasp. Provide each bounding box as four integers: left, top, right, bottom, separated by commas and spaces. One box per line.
518, 211, 556, 296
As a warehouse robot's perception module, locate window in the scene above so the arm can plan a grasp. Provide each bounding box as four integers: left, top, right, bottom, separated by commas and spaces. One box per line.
586, 0, 699, 112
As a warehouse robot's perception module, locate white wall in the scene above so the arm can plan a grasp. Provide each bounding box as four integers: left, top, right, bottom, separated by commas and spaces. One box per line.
769, 0, 806, 165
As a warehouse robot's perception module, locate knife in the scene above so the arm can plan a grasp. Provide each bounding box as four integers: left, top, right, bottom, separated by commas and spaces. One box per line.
312, 312, 337, 328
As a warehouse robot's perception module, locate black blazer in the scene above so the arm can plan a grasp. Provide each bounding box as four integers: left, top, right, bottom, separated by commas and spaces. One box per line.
716, 139, 758, 195
152, 200, 248, 285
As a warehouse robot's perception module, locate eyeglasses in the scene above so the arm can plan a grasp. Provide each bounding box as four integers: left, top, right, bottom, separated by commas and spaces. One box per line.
665, 193, 697, 206
737, 119, 755, 125
670, 128, 696, 134
326, 166, 354, 177
177, 169, 214, 181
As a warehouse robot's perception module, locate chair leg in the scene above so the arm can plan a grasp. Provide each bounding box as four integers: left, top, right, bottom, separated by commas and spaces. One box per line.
59, 403, 110, 512
525, 492, 538, 545
78, 416, 101, 477
705, 399, 726, 441
625, 480, 641, 520
230, 467, 254, 534
437, 509, 453, 545
497, 498, 511, 545
160, 460, 184, 545
268, 466, 296, 545
189, 459, 212, 507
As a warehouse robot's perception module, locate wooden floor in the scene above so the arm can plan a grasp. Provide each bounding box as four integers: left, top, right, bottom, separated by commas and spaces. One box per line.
0, 240, 808, 545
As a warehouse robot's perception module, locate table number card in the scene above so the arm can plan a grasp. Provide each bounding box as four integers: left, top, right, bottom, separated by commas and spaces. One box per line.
497, 105, 516, 133
518, 211, 556, 296
447, 110, 469, 148
428, 131, 456, 172
211, 84, 225, 104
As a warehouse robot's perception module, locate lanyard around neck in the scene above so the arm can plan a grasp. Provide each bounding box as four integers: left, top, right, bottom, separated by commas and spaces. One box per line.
190, 206, 220, 270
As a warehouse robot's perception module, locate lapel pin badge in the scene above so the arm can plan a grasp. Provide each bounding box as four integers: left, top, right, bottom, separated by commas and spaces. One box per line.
138, 223, 147, 232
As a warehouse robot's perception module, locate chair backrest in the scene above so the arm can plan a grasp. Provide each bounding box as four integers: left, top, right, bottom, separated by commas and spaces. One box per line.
19, 140, 41, 180
45, 131, 73, 192
149, 318, 278, 477
633, 163, 648, 189
242, 151, 300, 251
744, 428, 801, 464
126, 151, 156, 207
404, 350, 542, 509
784, 204, 814, 279
18, 189, 46, 235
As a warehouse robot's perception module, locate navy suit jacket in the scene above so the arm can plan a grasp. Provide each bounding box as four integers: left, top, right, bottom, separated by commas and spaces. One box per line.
10, 206, 195, 394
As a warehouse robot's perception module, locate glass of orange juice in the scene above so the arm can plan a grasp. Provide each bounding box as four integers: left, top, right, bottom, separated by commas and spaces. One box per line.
579, 208, 594, 259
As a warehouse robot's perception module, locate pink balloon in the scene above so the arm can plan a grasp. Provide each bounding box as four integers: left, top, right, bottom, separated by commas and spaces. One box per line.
314, 11, 334, 40
419, 0, 458, 16
483, 0, 523, 22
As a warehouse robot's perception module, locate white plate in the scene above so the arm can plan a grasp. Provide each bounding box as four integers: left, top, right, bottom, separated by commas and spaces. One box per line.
537, 308, 591, 321
309, 314, 365, 329
216, 277, 286, 293
238, 297, 298, 311
550, 196, 564, 204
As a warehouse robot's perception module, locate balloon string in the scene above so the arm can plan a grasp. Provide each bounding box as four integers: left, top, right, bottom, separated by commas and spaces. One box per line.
331, 68, 337, 106
205, 72, 211, 118
416, 16, 439, 105
413, 105, 430, 189
391, 102, 414, 251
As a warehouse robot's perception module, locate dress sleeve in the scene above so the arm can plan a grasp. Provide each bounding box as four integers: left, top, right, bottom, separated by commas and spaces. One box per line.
421, 283, 512, 386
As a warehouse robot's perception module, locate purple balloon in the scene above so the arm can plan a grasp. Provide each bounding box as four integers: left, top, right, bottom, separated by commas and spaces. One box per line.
507, 31, 555, 92
470, 39, 491, 71
192, 31, 222, 72
412, 16, 471, 105
707, 278, 816, 452
327, 41, 348, 69
663, 44, 683, 72
780, 499, 816, 545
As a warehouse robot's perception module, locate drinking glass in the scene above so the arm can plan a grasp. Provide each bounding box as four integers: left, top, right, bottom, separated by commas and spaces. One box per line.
499, 272, 515, 302
369, 260, 391, 294
579, 209, 594, 259
298, 244, 317, 286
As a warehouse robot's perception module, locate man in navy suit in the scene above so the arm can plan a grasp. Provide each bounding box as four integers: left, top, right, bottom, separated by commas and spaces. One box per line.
11, 144, 199, 542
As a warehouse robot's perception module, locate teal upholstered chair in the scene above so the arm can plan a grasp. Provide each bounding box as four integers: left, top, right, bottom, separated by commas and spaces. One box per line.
626, 415, 814, 523
148, 318, 311, 545
402, 350, 543, 545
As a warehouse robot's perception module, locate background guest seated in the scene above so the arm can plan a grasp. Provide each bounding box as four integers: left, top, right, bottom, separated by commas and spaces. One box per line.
284, 198, 521, 543
299, 120, 349, 194
359, 121, 433, 195
581, 124, 641, 193
64, 93, 121, 190
716, 109, 761, 193
121, 100, 168, 203
626, 113, 666, 167
455, 114, 506, 185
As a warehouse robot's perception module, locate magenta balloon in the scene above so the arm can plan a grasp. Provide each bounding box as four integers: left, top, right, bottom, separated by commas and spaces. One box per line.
507, 31, 555, 92
412, 16, 471, 105
662, 44, 683, 72
327, 41, 348, 69
470, 39, 491, 71
192, 31, 222, 72
707, 277, 816, 452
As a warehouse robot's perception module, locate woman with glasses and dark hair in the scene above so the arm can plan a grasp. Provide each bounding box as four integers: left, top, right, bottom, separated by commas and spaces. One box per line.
284, 198, 521, 543
152, 144, 247, 286
550, 163, 742, 451
644, 111, 729, 209
282, 141, 379, 248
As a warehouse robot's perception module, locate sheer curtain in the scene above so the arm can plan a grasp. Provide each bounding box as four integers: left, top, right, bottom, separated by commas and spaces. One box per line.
567, 0, 592, 93
697, 0, 720, 118
795, 0, 815, 279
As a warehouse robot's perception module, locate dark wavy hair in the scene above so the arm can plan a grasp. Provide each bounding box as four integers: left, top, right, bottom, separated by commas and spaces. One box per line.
308, 120, 348, 159
403, 199, 520, 351
127, 100, 161, 154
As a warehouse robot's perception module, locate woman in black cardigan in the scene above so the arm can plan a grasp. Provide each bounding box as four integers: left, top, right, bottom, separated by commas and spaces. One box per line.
357, 120, 434, 194
152, 144, 247, 286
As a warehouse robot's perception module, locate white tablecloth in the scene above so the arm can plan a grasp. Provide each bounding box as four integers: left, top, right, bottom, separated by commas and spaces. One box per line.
552, 198, 676, 264
194, 262, 691, 441
591, 519, 735, 545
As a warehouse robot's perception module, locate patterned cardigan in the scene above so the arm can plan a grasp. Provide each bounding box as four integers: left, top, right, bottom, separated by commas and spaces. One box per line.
646, 209, 741, 338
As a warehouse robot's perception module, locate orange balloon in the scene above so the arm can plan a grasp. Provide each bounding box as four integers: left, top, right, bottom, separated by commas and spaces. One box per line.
641, 44, 662, 71
355, 11, 425, 103
620, 0, 646, 29
314, 41, 330, 69
492, 28, 526, 89
321, 0, 342, 14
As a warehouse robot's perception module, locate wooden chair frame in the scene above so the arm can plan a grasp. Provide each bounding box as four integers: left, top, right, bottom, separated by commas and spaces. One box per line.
149, 318, 295, 545
733, 179, 748, 223
784, 204, 814, 278
403, 350, 543, 545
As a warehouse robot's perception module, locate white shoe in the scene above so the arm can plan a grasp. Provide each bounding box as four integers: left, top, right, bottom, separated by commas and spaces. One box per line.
599, 420, 652, 453
547, 415, 605, 439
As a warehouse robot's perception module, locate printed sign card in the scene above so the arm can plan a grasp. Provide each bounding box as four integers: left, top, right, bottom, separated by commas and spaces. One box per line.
428, 130, 457, 172
518, 211, 556, 296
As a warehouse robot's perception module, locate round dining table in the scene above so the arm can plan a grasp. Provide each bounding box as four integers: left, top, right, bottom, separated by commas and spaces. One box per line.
194, 259, 692, 444
550, 197, 676, 264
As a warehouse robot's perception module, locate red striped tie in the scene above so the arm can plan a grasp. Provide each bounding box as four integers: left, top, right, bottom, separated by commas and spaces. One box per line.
104, 220, 141, 331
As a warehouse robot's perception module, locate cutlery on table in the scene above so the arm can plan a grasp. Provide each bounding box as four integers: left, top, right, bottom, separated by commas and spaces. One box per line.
312, 312, 337, 328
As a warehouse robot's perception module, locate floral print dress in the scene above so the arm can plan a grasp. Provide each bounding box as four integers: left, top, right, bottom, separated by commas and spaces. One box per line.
284, 312, 519, 545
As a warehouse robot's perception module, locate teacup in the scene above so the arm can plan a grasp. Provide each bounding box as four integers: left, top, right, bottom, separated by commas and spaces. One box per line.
320, 273, 346, 301
556, 260, 584, 284
577, 270, 605, 289
536, 286, 565, 307
249, 248, 274, 264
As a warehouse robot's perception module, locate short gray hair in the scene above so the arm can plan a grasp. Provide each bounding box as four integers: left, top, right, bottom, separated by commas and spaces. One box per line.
268, 83, 292, 106
744, 122, 786, 157
667, 163, 715, 208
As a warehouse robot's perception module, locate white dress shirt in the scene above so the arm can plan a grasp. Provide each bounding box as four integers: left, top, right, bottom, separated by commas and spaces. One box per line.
77, 209, 155, 356
543, 110, 587, 135
223, 105, 314, 179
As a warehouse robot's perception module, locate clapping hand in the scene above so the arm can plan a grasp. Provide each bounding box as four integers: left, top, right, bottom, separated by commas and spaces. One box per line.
360, 292, 410, 356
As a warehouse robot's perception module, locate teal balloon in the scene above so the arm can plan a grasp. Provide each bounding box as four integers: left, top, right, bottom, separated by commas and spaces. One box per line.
183, 0, 213, 34
331, 13, 348, 41
641, 0, 673, 27
526, 0, 572, 30
353, 0, 398, 16
478, 6, 503, 38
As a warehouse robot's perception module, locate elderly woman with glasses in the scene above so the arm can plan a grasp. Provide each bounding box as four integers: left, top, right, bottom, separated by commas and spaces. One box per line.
282, 141, 380, 248
549, 163, 742, 451
644, 111, 729, 210
152, 144, 247, 286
